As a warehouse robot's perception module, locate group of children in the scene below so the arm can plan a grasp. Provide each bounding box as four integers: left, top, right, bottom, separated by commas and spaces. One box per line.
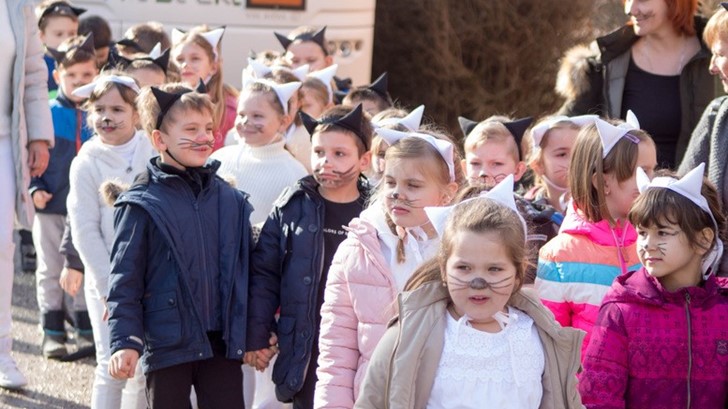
10, 0, 727, 408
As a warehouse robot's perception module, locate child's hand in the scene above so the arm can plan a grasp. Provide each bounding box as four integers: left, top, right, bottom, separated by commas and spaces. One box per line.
32, 190, 53, 209
253, 332, 279, 371
59, 268, 83, 297
109, 349, 139, 379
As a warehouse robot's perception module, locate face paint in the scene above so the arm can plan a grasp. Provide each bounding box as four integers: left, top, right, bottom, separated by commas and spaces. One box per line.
314, 163, 359, 188
176, 137, 214, 150
446, 274, 515, 296
385, 191, 425, 209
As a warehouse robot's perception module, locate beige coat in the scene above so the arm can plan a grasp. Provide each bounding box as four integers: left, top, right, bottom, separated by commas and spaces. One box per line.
7, 1, 54, 228
355, 282, 585, 409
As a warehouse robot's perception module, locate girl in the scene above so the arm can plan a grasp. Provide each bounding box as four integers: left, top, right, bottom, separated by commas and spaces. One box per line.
314, 127, 461, 408
535, 114, 657, 357
299, 65, 338, 119
211, 78, 306, 225
67, 73, 152, 408
355, 176, 584, 409
368, 105, 425, 185
171, 25, 238, 151
580, 163, 728, 408
524, 114, 597, 214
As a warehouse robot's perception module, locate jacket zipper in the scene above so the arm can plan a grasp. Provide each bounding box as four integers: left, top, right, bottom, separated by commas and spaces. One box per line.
75, 109, 82, 153
301, 199, 325, 388
192, 198, 212, 333
684, 292, 692, 409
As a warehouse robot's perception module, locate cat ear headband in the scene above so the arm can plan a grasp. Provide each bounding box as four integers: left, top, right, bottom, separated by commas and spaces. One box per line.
299, 103, 370, 150
114, 43, 170, 74
274, 26, 328, 55
246, 58, 309, 81
425, 174, 526, 238
72, 75, 141, 98
115, 38, 144, 54
172, 27, 225, 61
530, 114, 598, 151
376, 128, 455, 182
47, 33, 95, 64
39, 1, 86, 25
636, 163, 724, 277
241, 73, 302, 115
595, 110, 641, 158
368, 72, 392, 104
307, 64, 339, 104
458, 116, 479, 139
502, 117, 533, 161
151, 80, 207, 130
375, 105, 425, 131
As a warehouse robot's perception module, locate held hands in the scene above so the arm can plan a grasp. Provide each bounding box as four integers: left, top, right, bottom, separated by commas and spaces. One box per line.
32, 190, 53, 209
244, 333, 278, 372
28, 140, 50, 177
109, 349, 139, 379
59, 268, 83, 297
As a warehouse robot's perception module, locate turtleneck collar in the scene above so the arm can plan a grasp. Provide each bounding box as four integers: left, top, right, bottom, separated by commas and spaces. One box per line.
244, 139, 288, 160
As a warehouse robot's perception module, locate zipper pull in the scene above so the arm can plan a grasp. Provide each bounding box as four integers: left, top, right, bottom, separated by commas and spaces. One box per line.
685, 292, 691, 305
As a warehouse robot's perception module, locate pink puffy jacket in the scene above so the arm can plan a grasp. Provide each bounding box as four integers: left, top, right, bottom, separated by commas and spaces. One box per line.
314, 216, 398, 409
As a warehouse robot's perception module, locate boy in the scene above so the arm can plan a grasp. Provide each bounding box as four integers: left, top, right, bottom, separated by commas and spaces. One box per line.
459, 115, 558, 284
341, 72, 393, 116
78, 15, 112, 68
29, 34, 97, 360
246, 104, 372, 408
107, 83, 253, 408
35, 0, 85, 98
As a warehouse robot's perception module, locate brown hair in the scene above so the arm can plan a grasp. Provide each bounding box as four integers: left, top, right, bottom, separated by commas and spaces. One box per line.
137, 82, 214, 137
82, 71, 140, 129
313, 105, 373, 156
464, 116, 520, 163
301, 77, 330, 109
78, 16, 111, 50
404, 198, 527, 297
625, 0, 697, 37
704, 7, 728, 47
342, 88, 393, 113
122, 22, 171, 54
370, 107, 411, 160
569, 121, 654, 223
56, 35, 96, 69
242, 81, 288, 117
629, 170, 726, 256
125, 59, 167, 80
524, 117, 581, 191
36, 0, 79, 31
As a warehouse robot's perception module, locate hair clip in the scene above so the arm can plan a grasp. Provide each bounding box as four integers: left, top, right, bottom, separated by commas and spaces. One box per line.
275, 26, 328, 55
72, 75, 140, 98
39, 1, 86, 23
307, 64, 338, 104
375, 105, 425, 131
152, 80, 207, 130
376, 128, 455, 182
299, 103, 369, 149
530, 114, 598, 150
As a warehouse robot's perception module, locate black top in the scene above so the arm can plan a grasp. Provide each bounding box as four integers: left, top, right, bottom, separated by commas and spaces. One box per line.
621, 56, 681, 169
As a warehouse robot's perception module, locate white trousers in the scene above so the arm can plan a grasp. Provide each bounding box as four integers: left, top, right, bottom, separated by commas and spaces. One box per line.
0, 135, 16, 340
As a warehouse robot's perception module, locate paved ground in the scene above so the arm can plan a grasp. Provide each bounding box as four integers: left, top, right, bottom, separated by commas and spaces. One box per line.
0, 246, 94, 408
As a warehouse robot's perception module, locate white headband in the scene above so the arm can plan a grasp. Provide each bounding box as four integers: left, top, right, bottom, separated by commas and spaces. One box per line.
375, 105, 425, 132
530, 114, 598, 151
307, 64, 338, 104
376, 128, 455, 182
596, 110, 641, 158
636, 163, 724, 277
425, 175, 527, 238
172, 27, 225, 61
72, 75, 140, 98
247, 58, 309, 81
241, 73, 301, 115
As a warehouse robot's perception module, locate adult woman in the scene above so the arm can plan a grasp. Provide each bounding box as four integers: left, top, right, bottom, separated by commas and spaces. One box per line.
557, 0, 717, 169
679, 3, 728, 276
0, 0, 53, 389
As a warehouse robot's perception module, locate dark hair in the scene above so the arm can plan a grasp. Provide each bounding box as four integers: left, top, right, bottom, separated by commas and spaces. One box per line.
56, 35, 96, 69
314, 105, 373, 156
36, 0, 79, 31
78, 15, 111, 49
343, 87, 393, 113
122, 22, 171, 54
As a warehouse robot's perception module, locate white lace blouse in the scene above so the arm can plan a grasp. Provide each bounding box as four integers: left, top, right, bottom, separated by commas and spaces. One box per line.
426, 306, 545, 409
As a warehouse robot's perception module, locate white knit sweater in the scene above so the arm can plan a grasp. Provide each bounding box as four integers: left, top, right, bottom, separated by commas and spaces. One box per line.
67, 130, 156, 297
212, 140, 307, 225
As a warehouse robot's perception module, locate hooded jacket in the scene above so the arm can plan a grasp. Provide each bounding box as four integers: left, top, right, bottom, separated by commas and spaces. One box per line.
536, 202, 641, 357
579, 268, 728, 409
556, 17, 718, 166
355, 282, 585, 409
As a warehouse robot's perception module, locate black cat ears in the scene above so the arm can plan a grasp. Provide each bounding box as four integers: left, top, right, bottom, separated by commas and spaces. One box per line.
151, 80, 207, 130
458, 116, 533, 160
299, 104, 370, 150
275, 26, 328, 56
110, 43, 170, 74
38, 1, 86, 26
47, 33, 95, 64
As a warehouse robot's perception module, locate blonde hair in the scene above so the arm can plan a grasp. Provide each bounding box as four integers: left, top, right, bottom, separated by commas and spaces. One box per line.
464, 116, 520, 163
82, 71, 140, 129
704, 7, 728, 48
404, 198, 526, 296
137, 82, 214, 137
525, 117, 581, 191
569, 121, 654, 224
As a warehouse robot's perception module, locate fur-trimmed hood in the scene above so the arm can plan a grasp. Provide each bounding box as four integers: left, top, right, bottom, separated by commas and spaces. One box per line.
555, 43, 598, 100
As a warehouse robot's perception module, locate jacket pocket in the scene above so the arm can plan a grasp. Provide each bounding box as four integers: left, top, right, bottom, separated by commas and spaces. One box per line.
143, 291, 182, 349
272, 316, 296, 385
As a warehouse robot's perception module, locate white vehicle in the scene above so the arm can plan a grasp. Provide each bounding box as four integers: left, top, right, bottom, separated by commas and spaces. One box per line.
73, 0, 376, 87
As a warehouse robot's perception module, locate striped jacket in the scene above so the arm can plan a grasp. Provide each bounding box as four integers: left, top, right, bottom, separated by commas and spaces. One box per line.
535, 202, 641, 359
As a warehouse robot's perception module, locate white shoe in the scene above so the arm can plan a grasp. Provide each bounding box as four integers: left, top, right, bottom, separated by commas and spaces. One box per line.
0, 354, 27, 389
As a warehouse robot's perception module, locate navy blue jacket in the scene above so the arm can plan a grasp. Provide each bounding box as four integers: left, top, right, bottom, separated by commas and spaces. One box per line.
29, 93, 92, 215
247, 175, 370, 402
107, 158, 253, 374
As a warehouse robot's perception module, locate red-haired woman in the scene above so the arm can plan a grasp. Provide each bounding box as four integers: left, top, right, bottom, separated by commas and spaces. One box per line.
557, 0, 717, 170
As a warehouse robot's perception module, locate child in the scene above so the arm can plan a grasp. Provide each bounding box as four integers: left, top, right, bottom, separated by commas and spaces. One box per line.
67, 73, 153, 408
535, 115, 657, 357
171, 25, 238, 151
245, 104, 372, 408
78, 15, 112, 68
355, 176, 584, 409
275, 25, 332, 73
524, 114, 597, 214
106, 82, 253, 408
35, 0, 85, 98
212, 78, 306, 225
314, 127, 461, 407
30, 33, 97, 360
342, 72, 393, 116
115, 43, 169, 88
299, 65, 338, 119
580, 163, 728, 408
367, 105, 425, 185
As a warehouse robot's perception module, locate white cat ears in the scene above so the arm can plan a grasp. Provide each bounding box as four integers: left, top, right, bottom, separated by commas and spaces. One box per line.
172, 27, 225, 60
530, 114, 598, 150
307, 65, 339, 104
425, 175, 527, 238
376, 128, 455, 182
246, 58, 310, 81
72, 75, 141, 98
241, 74, 301, 116
375, 105, 425, 131
636, 163, 724, 277
596, 110, 641, 158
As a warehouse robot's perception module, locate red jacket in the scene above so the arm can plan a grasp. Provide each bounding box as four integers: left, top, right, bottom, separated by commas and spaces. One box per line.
579, 268, 728, 408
